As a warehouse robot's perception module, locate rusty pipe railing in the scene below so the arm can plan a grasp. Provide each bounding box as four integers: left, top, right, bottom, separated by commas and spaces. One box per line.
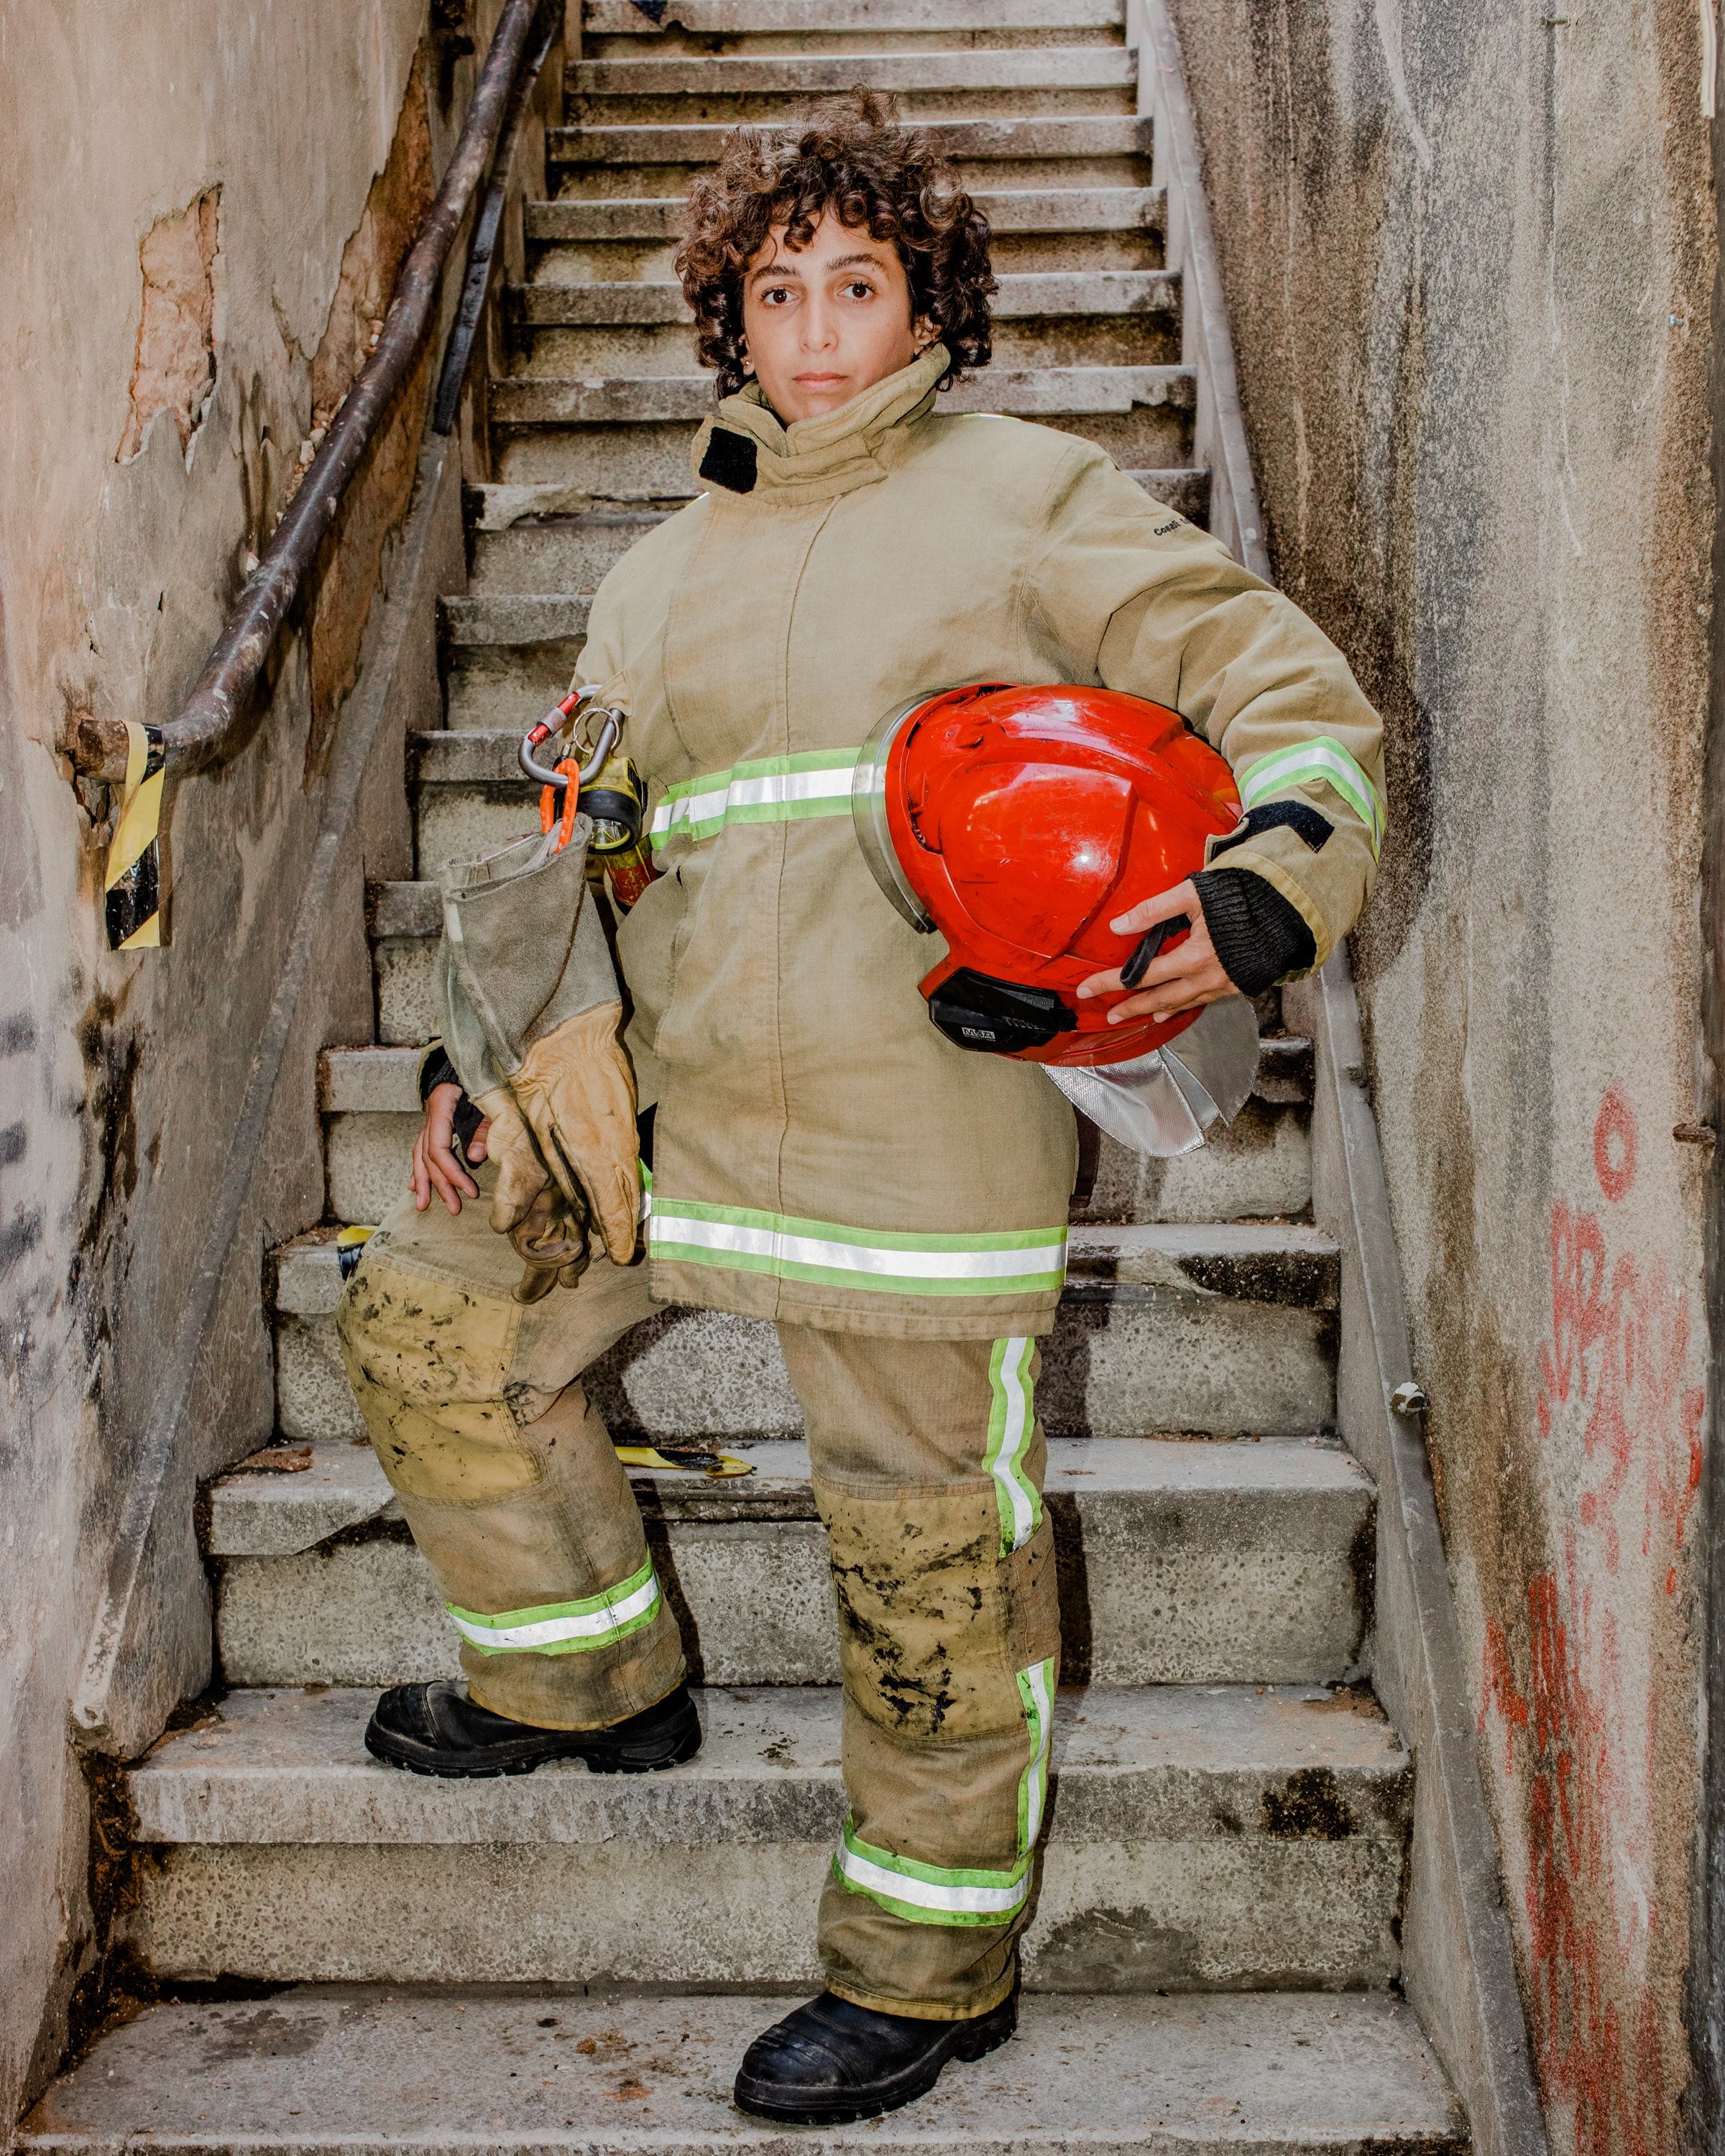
434, 4, 559, 433
66, 0, 548, 786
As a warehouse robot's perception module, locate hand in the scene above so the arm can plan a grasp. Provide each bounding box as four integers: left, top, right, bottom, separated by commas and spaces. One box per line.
505, 1003, 641, 1266
1076, 878, 1238, 1023
410, 1081, 491, 1215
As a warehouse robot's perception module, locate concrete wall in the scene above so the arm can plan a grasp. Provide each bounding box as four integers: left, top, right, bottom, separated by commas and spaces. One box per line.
0, 0, 455, 2122
1170, 4, 1715, 2151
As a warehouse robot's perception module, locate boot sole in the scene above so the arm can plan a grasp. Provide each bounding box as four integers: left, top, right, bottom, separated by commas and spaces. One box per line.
731, 2003, 1016, 2126
363, 1702, 703, 1780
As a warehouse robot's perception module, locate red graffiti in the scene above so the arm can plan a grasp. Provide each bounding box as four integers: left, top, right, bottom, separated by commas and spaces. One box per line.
1478, 1092, 1704, 2156
1595, 1088, 1638, 1204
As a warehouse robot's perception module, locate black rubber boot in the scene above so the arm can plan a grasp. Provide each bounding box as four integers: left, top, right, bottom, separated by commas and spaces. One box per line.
364, 1679, 701, 1779
732, 1987, 1017, 2125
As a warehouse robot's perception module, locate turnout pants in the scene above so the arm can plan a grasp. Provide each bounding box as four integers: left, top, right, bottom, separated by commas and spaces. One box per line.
336, 1167, 1059, 2020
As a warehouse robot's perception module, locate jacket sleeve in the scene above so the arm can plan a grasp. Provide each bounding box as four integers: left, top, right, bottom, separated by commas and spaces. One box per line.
1025, 442, 1385, 971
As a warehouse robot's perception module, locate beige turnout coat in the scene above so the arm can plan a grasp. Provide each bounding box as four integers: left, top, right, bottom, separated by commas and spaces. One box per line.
576, 344, 1384, 1340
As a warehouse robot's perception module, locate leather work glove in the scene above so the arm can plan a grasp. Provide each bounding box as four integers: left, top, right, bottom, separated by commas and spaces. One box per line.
472, 1092, 593, 1304
479, 1003, 640, 1271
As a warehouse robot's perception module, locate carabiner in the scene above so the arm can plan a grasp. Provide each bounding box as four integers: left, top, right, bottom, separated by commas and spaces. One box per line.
520, 686, 623, 791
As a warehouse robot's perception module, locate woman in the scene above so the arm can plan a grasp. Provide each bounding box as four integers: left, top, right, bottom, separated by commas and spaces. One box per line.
337, 91, 1384, 2127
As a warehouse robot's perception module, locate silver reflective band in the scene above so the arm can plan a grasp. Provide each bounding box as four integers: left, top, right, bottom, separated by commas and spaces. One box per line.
446, 1561, 662, 1654
648, 1200, 1068, 1296
649, 750, 862, 852
1237, 736, 1384, 857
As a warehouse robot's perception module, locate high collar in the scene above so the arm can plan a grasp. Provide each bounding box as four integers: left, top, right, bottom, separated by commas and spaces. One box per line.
690, 344, 950, 507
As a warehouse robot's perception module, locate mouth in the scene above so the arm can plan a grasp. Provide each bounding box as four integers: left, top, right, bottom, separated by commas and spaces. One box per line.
794, 372, 847, 387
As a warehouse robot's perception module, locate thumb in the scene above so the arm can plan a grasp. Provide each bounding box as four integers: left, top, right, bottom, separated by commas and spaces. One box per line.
1110, 877, 1198, 938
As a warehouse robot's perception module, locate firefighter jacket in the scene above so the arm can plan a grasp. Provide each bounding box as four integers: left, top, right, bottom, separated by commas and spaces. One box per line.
561, 342, 1384, 1341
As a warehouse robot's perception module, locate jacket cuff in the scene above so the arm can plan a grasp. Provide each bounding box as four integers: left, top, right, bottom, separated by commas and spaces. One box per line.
418, 1042, 462, 1105
1193, 867, 1317, 995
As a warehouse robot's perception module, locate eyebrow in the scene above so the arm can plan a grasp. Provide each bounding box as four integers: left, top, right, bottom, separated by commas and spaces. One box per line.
746, 249, 889, 285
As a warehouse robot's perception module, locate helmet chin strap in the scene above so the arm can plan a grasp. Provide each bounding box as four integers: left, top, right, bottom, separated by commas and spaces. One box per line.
1042, 992, 1261, 1157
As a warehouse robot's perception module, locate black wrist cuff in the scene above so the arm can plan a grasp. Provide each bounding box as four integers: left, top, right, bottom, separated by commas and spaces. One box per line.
418, 1045, 461, 1105
1192, 867, 1317, 995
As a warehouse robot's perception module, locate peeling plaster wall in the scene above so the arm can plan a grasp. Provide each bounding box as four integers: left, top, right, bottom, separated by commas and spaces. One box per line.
0, 0, 451, 2123
1172, 4, 1714, 2150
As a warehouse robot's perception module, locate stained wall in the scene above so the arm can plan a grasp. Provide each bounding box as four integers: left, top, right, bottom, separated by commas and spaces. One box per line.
1170, 3, 1715, 2150
0, 0, 454, 2122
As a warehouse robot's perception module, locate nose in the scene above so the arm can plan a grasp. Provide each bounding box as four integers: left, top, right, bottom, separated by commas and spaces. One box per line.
799, 291, 839, 354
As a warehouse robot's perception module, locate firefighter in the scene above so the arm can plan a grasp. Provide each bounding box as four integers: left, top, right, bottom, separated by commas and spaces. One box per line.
336, 91, 1385, 2127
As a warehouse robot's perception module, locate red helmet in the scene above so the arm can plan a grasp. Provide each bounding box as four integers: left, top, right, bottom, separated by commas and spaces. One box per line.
853, 682, 1242, 1067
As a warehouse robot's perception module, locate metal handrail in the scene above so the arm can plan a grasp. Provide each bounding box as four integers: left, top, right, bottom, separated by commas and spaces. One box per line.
66, 0, 549, 785
434, 3, 560, 433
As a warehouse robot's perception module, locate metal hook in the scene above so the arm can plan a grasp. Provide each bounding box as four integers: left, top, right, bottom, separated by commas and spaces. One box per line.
520, 695, 622, 791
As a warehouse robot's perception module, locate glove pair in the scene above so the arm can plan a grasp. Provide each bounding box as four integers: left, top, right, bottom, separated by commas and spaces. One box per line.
474, 1003, 640, 1303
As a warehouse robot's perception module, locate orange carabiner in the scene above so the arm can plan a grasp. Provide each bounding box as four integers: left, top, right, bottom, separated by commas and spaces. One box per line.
539, 759, 583, 853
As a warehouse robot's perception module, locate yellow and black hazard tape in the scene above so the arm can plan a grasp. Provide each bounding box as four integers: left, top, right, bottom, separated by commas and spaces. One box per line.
104, 720, 166, 949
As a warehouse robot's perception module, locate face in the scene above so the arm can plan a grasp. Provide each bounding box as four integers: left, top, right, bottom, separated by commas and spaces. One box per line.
739, 208, 929, 424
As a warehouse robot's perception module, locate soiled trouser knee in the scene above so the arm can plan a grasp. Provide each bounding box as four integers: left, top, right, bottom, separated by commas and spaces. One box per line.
335, 1169, 678, 1730
778, 1327, 1060, 2022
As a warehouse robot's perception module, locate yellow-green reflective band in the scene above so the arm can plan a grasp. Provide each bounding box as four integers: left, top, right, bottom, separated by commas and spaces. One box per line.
1238, 737, 1384, 858
1016, 1657, 1057, 1853
648, 1200, 1067, 1298
446, 1559, 661, 1655
832, 1818, 1032, 1927
985, 1337, 1041, 1554
648, 748, 862, 855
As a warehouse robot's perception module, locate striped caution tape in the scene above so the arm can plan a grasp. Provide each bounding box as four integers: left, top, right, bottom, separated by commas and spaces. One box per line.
104, 721, 166, 949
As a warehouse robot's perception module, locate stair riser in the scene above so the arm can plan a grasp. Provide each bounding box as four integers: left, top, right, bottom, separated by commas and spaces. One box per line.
581, 0, 1128, 36
445, 644, 589, 729
556, 155, 1154, 198
526, 233, 1162, 282
130, 1835, 1399, 1991
282, 1281, 1335, 1442
468, 518, 661, 592
216, 1480, 1369, 1690
517, 315, 1181, 375
565, 87, 1137, 126
584, 28, 1127, 57
568, 49, 1136, 93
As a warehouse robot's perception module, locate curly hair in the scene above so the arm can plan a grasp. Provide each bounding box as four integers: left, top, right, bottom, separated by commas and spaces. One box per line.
674, 89, 995, 400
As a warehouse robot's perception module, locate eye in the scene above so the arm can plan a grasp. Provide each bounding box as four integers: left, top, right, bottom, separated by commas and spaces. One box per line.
842, 279, 877, 300
760, 285, 794, 306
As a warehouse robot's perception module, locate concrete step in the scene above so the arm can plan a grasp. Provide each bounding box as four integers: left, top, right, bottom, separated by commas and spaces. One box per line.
119, 1682, 1407, 1989
569, 48, 1136, 98
584, 0, 1128, 31
274, 1217, 1338, 1441
548, 114, 1149, 169
513, 270, 1175, 329
211, 1434, 1372, 1690
492, 357, 1192, 425
20, 1988, 1465, 2155
525, 183, 1164, 243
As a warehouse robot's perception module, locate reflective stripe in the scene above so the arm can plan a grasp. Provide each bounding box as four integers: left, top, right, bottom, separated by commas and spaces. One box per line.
648, 748, 862, 854
985, 1336, 1041, 1553
834, 1656, 1058, 1928
832, 1819, 1032, 1927
1238, 736, 1384, 857
446, 1559, 661, 1655
648, 1199, 1067, 1298
1016, 1657, 1057, 1850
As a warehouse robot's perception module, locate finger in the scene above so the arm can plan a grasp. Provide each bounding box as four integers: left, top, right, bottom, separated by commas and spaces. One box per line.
467, 1119, 490, 1164
1078, 936, 1213, 1003
1107, 877, 1200, 939
410, 1129, 431, 1211
428, 1138, 479, 1204
586, 1160, 643, 1267
1108, 974, 1236, 1023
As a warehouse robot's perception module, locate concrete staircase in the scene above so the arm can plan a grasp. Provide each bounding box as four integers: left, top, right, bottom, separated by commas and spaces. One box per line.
21, 4, 1469, 2149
